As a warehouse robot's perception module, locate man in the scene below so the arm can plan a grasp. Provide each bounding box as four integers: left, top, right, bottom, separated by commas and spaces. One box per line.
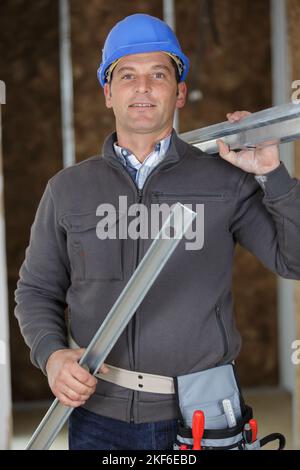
15, 13, 300, 450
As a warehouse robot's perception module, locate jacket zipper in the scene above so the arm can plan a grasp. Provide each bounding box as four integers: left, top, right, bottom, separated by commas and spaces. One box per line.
103, 160, 142, 423
152, 191, 225, 200
132, 188, 144, 347
215, 305, 229, 358
106, 157, 183, 423
130, 187, 143, 422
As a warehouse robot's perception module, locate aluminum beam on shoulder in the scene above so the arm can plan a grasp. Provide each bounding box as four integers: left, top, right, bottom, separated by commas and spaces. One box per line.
180, 102, 300, 153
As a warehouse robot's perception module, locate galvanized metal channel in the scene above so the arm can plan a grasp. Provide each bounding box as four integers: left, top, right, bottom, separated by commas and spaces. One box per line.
180, 103, 300, 154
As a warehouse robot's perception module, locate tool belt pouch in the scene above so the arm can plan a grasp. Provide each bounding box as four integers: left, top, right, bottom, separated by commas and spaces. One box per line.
173, 364, 285, 450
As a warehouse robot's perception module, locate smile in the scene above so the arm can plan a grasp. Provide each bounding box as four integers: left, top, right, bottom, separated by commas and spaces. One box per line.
129, 103, 156, 107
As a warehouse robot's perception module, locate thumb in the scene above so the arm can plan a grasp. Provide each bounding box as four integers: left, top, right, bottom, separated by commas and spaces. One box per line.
72, 347, 86, 359
217, 138, 230, 157
217, 139, 238, 166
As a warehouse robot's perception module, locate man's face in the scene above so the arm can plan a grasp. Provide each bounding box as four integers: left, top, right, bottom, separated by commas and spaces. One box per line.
103, 52, 187, 135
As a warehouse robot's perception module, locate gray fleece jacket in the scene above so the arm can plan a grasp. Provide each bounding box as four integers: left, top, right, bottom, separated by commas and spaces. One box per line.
14, 129, 300, 423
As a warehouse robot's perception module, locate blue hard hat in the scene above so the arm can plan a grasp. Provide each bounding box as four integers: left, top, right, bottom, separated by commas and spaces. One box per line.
97, 13, 189, 87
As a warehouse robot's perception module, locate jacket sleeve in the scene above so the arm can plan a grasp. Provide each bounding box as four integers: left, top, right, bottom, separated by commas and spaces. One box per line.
229, 162, 300, 279
14, 181, 71, 374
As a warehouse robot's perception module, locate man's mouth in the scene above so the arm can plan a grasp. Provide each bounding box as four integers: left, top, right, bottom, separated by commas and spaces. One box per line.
129, 103, 156, 108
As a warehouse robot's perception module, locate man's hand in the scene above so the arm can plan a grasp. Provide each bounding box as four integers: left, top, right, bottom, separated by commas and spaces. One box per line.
46, 348, 109, 407
217, 110, 280, 175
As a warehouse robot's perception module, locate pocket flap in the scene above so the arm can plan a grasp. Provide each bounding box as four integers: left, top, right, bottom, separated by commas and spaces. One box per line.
61, 211, 121, 233
60, 212, 99, 232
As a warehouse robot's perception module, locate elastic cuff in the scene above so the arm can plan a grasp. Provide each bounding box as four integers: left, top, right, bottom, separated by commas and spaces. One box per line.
256, 162, 296, 198
31, 334, 68, 375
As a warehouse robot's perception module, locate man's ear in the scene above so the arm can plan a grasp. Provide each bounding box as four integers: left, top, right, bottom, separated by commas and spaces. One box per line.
176, 81, 187, 109
104, 82, 113, 108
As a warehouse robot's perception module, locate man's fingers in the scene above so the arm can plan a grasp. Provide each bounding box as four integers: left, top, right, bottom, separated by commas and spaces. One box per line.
217, 138, 229, 154
98, 363, 110, 374
62, 385, 91, 402
57, 392, 86, 408
62, 373, 96, 395
226, 110, 252, 122
217, 139, 239, 166
70, 362, 98, 387
47, 348, 100, 404
69, 348, 99, 386
71, 347, 86, 359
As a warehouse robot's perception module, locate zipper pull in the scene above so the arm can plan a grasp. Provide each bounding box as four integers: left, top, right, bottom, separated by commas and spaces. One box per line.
137, 189, 143, 203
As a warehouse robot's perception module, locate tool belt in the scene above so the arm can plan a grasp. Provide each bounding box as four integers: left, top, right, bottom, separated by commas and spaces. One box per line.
69, 336, 286, 450
173, 363, 286, 451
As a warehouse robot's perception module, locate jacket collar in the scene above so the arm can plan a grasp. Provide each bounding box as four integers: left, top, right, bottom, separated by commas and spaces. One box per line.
101, 128, 190, 171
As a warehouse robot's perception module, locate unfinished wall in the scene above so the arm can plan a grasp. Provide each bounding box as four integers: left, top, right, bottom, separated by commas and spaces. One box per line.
0, 0, 62, 400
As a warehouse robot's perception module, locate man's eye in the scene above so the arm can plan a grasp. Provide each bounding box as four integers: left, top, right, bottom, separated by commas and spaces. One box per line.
154, 72, 165, 78
121, 74, 134, 80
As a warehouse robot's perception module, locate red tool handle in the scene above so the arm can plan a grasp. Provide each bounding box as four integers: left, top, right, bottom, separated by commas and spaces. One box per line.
249, 419, 258, 442
179, 444, 189, 450
192, 410, 205, 450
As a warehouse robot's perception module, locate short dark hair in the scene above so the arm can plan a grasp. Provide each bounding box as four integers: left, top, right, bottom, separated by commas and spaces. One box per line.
109, 55, 181, 84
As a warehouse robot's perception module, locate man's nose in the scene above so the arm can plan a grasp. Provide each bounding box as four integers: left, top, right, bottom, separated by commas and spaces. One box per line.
135, 76, 151, 93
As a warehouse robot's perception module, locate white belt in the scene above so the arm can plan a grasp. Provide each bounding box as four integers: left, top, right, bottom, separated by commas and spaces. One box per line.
95, 365, 175, 394
69, 335, 175, 395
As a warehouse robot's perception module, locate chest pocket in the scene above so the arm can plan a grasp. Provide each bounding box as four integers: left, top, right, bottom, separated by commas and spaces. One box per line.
60, 212, 123, 282
151, 191, 228, 204
150, 191, 231, 248
151, 191, 229, 224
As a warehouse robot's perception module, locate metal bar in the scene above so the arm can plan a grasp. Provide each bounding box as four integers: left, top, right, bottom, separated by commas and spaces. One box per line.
271, 0, 295, 400
26, 202, 196, 450
0, 81, 12, 450
179, 102, 300, 153
163, 0, 179, 132
59, 0, 76, 168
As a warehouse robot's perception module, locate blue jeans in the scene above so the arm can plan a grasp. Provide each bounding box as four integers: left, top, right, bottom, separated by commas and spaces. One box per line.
68, 407, 178, 450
